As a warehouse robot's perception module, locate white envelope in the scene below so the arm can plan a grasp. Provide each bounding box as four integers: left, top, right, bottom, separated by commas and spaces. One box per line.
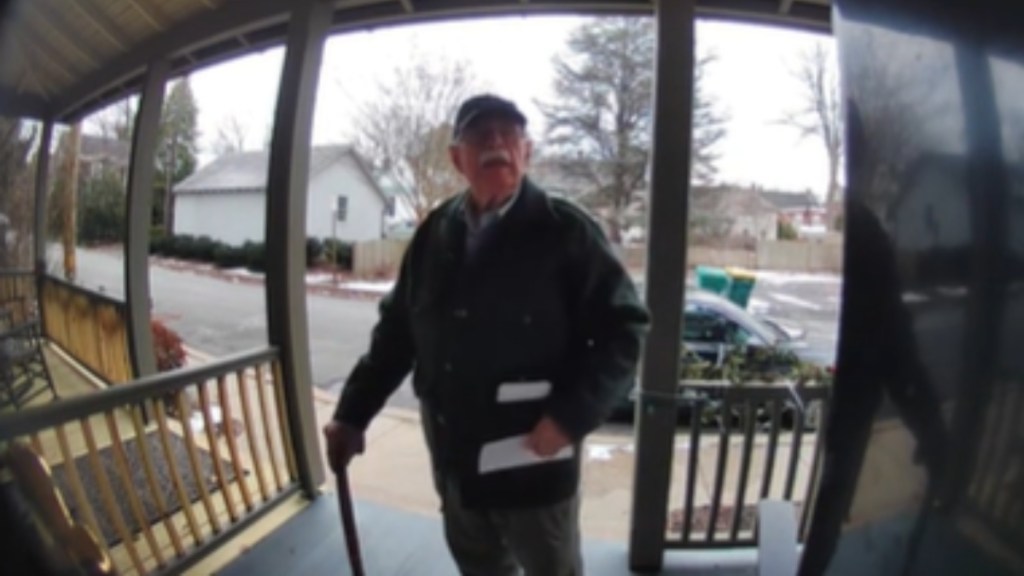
496, 381, 552, 403
478, 434, 575, 474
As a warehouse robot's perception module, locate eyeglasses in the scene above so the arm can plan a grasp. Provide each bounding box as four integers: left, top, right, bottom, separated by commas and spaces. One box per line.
456, 123, 525, 147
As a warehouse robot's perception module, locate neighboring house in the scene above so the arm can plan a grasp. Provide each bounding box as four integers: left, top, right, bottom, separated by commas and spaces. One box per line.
761, 189, 827, 235
529, 157, 595, 202
79, 133, 131, 186
691, 186, 779, 244
173, 145, 389, 246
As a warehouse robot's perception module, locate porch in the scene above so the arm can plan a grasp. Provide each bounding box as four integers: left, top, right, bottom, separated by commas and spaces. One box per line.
32, 0, 1024, 573
1, 266, 827, 575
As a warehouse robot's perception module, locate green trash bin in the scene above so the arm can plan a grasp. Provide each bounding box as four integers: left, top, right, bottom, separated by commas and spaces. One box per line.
695, 266, 731, 296
725, 267, 757, 308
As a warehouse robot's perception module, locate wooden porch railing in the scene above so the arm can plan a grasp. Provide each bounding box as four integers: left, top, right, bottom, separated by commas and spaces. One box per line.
0, 348, 299, 576
667, 382, 830, 549
39, 275, 133, 384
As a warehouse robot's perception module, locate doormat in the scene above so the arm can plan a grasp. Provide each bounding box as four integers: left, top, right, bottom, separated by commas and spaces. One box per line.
669, 501, 804, 535
50, 429, 239, 548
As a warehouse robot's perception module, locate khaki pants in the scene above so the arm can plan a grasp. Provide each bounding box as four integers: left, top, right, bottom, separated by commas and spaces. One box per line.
439, 477, 583, 576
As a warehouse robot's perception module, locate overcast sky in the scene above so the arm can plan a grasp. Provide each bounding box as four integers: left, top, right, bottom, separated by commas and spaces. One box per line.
90, 15, 839, 198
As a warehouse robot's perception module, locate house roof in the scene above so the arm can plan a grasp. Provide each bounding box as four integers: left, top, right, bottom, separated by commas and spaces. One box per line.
760, 189, 821, 211
175, 145, 385, 199
79, 133, 131, 166
691, 186, 778, 217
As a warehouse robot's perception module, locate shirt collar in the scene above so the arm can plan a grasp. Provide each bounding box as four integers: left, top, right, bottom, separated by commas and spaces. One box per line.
464, 184, 521, 230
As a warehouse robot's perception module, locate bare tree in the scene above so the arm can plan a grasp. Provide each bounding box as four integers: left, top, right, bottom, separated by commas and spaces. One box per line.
92, 98, 135, 142
780, 42, 844, 229
0, 118, 37, 268
212, 115, 248, 156
55, 123, 82, 280
351, 56, 480, 222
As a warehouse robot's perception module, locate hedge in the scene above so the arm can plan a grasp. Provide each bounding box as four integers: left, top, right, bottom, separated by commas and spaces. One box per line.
150, 233, 352, 272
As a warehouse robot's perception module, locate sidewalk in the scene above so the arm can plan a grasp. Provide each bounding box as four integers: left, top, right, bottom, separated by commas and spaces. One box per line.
152, 255, 394, 301
309, 388, 820, 544
311, 387, 641, 541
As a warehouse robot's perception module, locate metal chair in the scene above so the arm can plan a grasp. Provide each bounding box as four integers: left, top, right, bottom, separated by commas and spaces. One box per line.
0, 319, 58, 409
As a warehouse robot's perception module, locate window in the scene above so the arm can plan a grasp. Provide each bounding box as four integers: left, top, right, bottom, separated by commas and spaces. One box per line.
683, 305, 730, 343
683, 304, 764, 347
336, 195, 348, 221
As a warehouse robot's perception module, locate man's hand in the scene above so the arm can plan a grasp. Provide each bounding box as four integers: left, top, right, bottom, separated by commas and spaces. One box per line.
525, 416, 572, 457
323, 420, 366, 473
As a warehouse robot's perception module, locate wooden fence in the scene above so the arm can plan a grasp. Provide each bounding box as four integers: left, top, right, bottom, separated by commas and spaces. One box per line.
622, 240, 844, 274
353, 239, 408, 277
39, 275, 134, 385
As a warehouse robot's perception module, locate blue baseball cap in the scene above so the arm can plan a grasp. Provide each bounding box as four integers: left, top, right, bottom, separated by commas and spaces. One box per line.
452, 94, 527, 140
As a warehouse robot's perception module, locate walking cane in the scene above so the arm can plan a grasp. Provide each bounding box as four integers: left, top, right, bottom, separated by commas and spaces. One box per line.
336, 469, 366, 576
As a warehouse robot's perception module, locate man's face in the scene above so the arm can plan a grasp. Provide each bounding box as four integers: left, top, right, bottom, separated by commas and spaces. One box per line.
449, 116, 532, 198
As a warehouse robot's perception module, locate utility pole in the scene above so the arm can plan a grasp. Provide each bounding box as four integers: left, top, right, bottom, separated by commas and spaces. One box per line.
60, 123, 82, 282
164, 129, 177, 232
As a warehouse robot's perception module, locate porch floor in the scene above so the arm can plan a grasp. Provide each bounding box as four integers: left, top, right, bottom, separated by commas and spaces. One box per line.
215, 492, 759, 576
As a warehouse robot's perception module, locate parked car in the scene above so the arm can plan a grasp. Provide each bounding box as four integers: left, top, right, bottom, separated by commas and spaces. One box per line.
614, 287, 831, 427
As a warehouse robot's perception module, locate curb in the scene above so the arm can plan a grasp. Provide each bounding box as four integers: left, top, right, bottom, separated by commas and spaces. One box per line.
150, 256, 390, 302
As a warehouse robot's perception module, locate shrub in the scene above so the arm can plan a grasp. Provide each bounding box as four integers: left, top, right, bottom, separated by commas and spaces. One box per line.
306, 237, 324, 267
777, 219, 799, 241
192, 235, 219, 262
242, 241, 266, 272
149, 234, 170, 255
78, 172, 125, 244
169, 234, 196, 259
213, 244, 247, 268
323, 238, 354, 271
151, 319, 186, 372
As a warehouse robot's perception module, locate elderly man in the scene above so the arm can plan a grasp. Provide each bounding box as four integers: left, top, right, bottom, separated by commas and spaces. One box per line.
324, 94, 649, 575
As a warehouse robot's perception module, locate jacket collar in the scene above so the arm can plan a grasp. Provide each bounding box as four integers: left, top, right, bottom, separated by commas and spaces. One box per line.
441, 177, 552, 265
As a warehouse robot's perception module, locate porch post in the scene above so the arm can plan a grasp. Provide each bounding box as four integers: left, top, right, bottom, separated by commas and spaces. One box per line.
264, 0, 331, 496
124, 59, 170, 379
629, 0, 695, 571
33, 120, 54, 276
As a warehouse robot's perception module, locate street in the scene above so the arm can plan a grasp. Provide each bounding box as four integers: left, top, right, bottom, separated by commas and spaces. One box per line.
70, 248, 841, 412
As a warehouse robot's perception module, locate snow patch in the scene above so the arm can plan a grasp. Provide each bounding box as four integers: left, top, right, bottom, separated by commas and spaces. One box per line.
755, 271, 842, 286
306, 273, 338, 285
901, 291, 929, 304
587, 444, 616, 461
937, 286, 968, 298
189, 405, 222, 433
769, 292, 823, 311
341, 281, 395, 294
223, 267, 263, 278
748, 297, 772, 314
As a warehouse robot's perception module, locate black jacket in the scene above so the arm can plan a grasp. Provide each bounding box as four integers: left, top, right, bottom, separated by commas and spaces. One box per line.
334, 178, 649, 508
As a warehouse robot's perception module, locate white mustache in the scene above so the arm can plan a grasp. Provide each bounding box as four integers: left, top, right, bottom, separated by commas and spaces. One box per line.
479, 150, 511, 166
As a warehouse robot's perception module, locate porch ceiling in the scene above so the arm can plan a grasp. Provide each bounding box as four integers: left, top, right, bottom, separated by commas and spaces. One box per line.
0, 0, 831, 122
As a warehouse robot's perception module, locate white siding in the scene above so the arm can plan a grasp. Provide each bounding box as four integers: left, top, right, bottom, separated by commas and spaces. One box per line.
173, 154, 385, 245
173, 192, 265, 245
730, 213, 778, 241
306, 156, 385, 242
